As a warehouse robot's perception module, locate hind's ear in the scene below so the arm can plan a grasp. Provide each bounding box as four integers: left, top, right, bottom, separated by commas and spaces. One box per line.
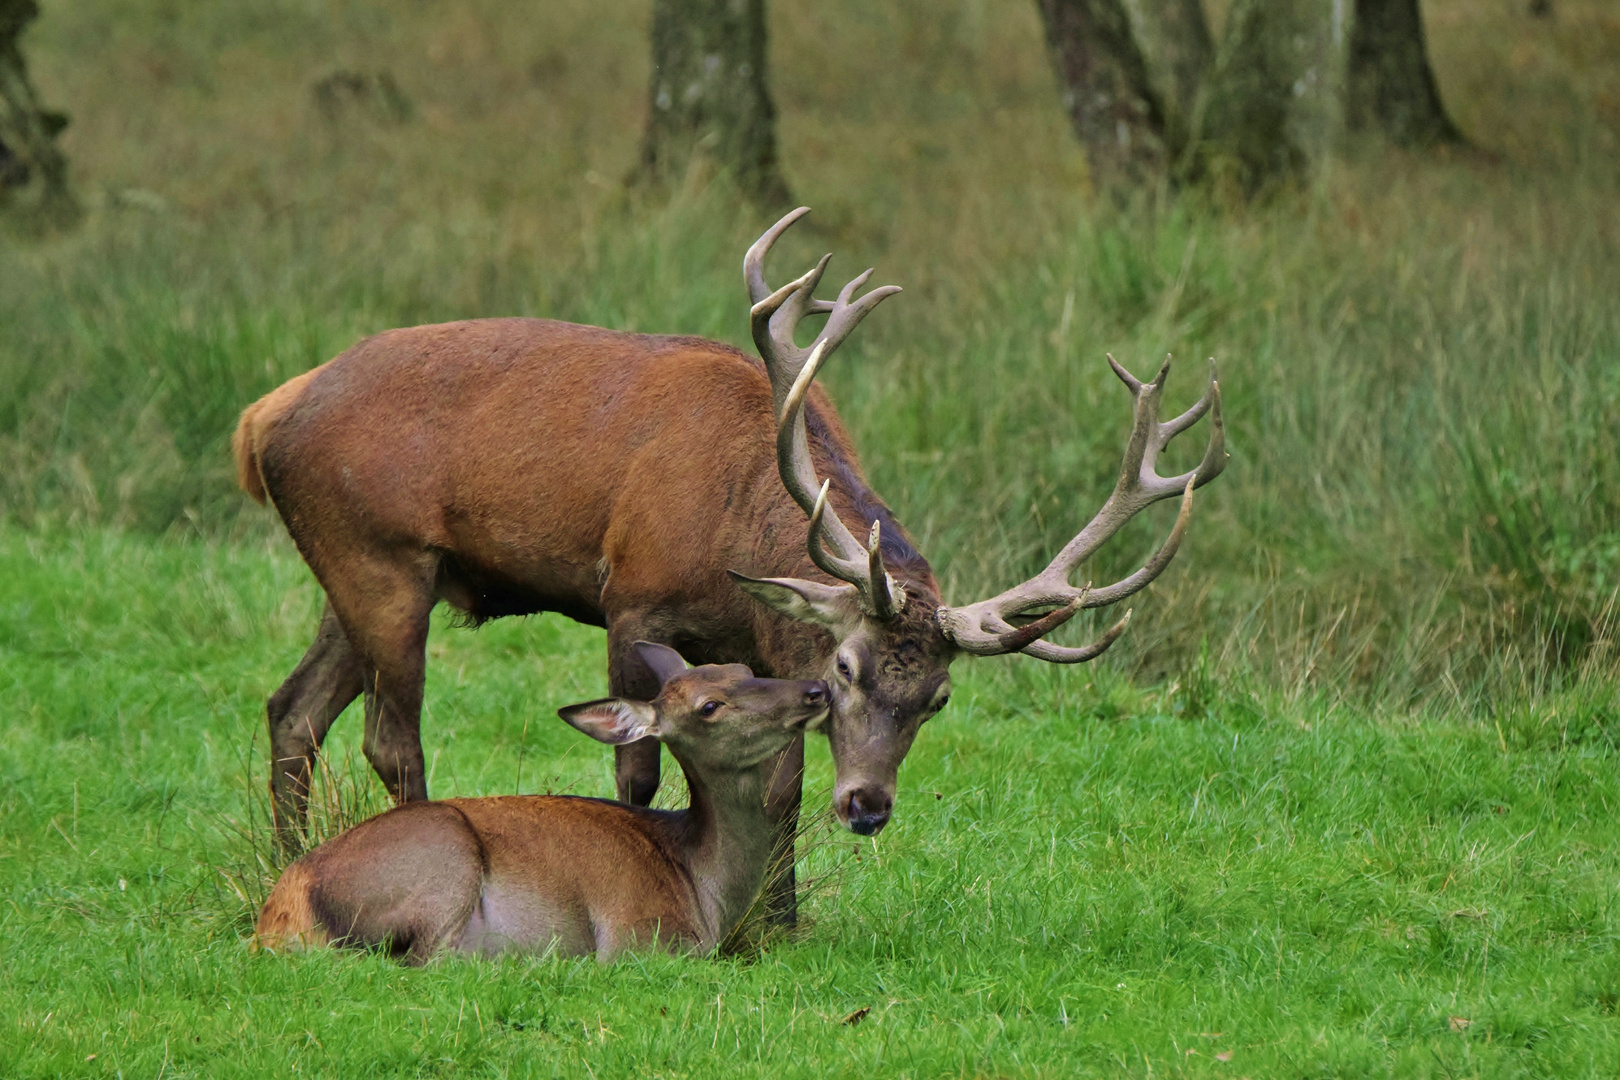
633, 641, 689, 688
558, 699, 660, 745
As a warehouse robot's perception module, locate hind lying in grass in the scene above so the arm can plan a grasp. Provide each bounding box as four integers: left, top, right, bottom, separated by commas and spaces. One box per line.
255, 643, 829, 963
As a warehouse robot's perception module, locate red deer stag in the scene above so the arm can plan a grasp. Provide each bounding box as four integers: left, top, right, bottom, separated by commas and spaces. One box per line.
256, 643, 830, 963
233, 207, 1226, 921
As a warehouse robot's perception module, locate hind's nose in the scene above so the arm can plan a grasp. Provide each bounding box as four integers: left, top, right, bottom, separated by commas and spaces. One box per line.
803, 681, 828, 708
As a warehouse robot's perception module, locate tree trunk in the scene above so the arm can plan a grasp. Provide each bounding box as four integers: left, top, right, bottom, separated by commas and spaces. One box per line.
1187, 0, 1460, 193
0, 0, 76, 224
1187, 0, 1353, 194
1036, 0, 1169, 189
1119, 0, 1214, 155
636, 0, 789, 206
1347, 0, 1461, 146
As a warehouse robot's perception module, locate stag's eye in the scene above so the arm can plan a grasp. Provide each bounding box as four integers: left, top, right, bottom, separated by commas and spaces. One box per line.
699, 701, 722, 718
934, 693, 951, 713
835, 658, 852, 683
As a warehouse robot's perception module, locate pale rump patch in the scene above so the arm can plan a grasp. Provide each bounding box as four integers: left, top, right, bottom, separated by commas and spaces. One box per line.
452, 880, 592, 958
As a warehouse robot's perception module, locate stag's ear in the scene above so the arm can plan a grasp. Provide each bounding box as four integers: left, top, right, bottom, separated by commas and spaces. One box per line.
558, 699, 660, 745
633, 641, 689, 688
728, 571, 863, 631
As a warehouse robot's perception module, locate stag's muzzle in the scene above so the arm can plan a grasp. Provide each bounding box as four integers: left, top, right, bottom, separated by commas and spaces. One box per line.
835, 782, 893, 836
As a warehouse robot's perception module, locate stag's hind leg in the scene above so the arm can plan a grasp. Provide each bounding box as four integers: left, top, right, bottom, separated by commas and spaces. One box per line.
268, 600, 364, 851
319, 551, 439, 807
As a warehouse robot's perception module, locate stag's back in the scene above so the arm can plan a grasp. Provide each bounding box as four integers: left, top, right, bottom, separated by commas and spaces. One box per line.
231, 317, 794, 619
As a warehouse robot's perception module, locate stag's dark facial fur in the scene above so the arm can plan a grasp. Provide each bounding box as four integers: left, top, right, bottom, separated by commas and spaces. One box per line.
733, 574, 956, 835
826, 597, 955, 834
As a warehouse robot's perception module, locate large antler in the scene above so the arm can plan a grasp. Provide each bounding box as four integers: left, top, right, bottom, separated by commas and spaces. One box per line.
936, 355, 1227, 662
745, 207, 905, 619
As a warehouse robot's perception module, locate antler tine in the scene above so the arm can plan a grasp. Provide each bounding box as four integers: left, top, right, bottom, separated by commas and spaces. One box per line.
746, 208, 902, 411
1189, 372, 1227, 487
1152, 362, 1227, 494
837, 268, 876, 305
1020, 609, 1133, 664
936, 351, 1230, 660
744, 206, 812, 304
805, 479, 868, 585
777, 342, 842, 513
1106, 352, 1144, 393
818, 279, 901, 359
993, 588, 1086, 654
866, 519, 902, 621
1078, 477, 1197, 608
744, 208, 907, 619
1159, 359, 1215, 439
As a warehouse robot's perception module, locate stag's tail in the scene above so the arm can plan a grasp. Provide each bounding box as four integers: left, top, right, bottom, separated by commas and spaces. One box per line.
232, 367, 323, 505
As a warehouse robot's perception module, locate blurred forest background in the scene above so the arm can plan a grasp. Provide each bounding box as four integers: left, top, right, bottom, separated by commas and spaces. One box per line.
1, 0, 1616, 718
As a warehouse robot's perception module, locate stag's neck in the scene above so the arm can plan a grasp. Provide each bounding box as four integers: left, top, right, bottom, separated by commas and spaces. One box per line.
730, 394, 942, 678
669, 757, 777, 949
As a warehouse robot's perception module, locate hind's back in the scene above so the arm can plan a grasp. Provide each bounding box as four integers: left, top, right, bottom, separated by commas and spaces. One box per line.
254, 794, 703, 962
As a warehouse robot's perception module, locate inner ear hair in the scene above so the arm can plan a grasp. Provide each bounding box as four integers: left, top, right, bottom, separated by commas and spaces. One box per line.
557, 698, 659, 746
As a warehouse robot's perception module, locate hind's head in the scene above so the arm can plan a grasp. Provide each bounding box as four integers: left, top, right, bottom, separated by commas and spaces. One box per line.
558, 643, 830, 775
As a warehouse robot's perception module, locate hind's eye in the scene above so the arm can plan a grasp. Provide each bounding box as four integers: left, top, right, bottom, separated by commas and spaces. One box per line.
935, 693, 951, 713
700, 701, 722, 718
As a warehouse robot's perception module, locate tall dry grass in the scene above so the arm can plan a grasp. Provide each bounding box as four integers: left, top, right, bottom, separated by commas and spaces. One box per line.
2, 0, 1616, 713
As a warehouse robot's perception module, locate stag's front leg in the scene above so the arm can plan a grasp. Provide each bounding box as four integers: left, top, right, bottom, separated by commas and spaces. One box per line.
607, 626, 663, 806
762, 733, 805, 926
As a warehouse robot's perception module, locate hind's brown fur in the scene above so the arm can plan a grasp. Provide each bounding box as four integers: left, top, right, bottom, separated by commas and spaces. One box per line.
253, 861, 330, 952
255, 661, 829, 963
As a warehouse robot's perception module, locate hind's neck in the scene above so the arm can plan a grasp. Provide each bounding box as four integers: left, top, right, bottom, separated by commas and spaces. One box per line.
667, 756, 777, 949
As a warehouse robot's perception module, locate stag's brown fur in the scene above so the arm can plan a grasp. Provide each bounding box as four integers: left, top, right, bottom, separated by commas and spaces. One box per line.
237, 318, 949, 913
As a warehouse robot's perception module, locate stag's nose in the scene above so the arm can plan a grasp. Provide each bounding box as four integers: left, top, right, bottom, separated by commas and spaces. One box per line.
844, 789, 892, 836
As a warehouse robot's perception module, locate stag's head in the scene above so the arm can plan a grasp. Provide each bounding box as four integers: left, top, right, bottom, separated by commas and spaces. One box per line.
731, 565, 955, 835
734, 209, 1228, 836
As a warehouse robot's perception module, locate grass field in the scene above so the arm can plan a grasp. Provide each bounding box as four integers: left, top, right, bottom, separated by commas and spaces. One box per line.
6, 530, 1620, 1077
3, 0, 1619, 1075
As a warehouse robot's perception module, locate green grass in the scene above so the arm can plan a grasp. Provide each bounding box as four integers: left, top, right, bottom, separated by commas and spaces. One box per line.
2, 0, 1619, 1074
4, 0, 1618, 708
5, 528, 1620, 1077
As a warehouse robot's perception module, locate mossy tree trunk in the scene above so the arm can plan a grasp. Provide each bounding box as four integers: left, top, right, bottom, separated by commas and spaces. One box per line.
637, 0, 789, 206
1119, 0, 1213, 156
1030, 0, 1198, 187
1190, 0, 1462, 192
1188, 0, 1353, 194
1347, 0, 1461, 146
0, 0, 76, 224
1040, 0, 1461, 196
